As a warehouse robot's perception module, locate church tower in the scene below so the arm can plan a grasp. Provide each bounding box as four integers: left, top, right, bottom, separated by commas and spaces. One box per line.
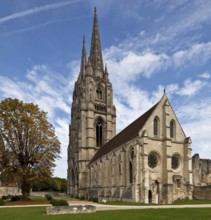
67, 8, 116, 196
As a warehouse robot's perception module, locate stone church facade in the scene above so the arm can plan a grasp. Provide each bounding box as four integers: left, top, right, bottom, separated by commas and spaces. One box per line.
67, 8, 193, 204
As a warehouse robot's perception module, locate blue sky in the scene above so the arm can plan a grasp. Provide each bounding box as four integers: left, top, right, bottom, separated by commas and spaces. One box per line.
0, 0, 211, 178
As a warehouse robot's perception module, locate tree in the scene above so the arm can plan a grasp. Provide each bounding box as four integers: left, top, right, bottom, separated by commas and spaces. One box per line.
0, 98, 60, 200
32, 177, 67, 193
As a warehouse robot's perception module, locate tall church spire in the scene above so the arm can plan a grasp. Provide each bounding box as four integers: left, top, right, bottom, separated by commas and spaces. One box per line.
80, 36, 87, 76
89, 7, 104, 72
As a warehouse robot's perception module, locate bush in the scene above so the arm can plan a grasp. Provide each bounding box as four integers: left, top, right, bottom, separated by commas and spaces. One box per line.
69, 194, 74, 198
50, 199, 69, 206
45, 194, 53, 201
2, 195, 8, 200
74, 195, 80, 199
0, 198, 5, 206
92, 197, 98, 203
80, 196, 85, 200
11, 195, 22, 201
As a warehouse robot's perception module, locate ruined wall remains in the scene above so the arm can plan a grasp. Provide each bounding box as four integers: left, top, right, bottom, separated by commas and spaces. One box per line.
192, 154, 211, 186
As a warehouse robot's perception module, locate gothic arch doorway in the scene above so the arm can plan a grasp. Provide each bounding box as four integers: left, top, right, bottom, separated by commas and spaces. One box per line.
148, 190, 152, 203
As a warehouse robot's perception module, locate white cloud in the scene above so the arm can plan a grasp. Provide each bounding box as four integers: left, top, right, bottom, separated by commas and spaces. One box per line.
199, 72, 210, 79
179, 99, 211, 159
0, 76, 25, 100
176, 79, 206, 96
0, 0, 81, 24
0, 64, 78, 178
53, 117, 69, 177
172, 42, 211, 68
105, 50, 169, 80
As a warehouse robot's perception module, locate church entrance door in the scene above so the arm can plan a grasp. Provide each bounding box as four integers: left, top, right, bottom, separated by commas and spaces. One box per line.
148, 190, 152, 203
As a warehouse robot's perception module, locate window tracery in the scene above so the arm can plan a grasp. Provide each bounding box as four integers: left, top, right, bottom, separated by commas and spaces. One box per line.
148, 152, 159, 169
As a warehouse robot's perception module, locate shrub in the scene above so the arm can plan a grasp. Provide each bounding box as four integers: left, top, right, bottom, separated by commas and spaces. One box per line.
74, 195, 79, 199
45, 194, 53, 201
69, 194, 74, 198
80, 196, 85, 200
0, 198, 5, 206
50, 199, 69, 206
11, 195, 22, 201
2, 195, 8, 200
92, 197, 98, 203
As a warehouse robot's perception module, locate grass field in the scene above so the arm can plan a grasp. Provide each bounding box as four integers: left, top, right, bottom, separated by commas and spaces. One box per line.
0, 207, 211, 220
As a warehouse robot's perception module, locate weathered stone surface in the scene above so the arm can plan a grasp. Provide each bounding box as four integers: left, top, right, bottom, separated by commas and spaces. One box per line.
46, 205, 96, 215
192, 154, 211, 186
193, 185, 211, 200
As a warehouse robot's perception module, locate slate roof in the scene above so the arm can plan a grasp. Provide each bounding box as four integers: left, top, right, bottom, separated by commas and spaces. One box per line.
89, 101, 159, 164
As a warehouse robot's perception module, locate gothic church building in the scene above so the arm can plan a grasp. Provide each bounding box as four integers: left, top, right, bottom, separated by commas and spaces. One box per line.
67, 9, 193, 204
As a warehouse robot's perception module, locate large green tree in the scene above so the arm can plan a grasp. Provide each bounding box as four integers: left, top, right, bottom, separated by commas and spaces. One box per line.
0, 98, 60, 200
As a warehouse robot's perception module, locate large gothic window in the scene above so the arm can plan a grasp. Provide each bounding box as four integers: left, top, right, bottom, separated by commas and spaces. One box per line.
96, 118, 104, 147
170, 120, 175, 138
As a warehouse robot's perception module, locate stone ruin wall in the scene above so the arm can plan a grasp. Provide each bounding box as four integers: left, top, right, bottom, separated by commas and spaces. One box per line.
192, 154, 211, 199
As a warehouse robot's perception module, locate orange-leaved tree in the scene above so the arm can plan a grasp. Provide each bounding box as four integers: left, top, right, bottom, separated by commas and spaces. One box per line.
0, 98, 60, 200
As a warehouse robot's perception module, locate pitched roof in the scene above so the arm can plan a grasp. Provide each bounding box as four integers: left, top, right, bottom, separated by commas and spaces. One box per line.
89, 101, 158, 164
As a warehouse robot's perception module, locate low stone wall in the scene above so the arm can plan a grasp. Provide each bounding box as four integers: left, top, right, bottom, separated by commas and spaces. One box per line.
0, 187, 21, 196
193, 185, 211, 200
31, 191, 66, 197
46, 205, 96, 215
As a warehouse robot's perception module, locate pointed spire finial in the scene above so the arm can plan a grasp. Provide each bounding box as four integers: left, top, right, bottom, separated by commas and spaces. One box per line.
105, 63, 109, 76
89, 7, 104, 72
83, 35, 85, 45
80, 36, 87, 76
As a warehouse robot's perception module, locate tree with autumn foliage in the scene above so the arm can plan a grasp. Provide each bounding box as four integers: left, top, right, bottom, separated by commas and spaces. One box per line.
0, 98, 60, 200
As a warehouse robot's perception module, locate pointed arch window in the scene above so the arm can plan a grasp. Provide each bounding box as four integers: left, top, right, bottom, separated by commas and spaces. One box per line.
118, 155, 122, 176
153, 116, 160, 136
96, 118, 104, 147
170, 120, 175, 138
129, 147, 135, 184
129, 161, 133, 183
96, 87, 102, 99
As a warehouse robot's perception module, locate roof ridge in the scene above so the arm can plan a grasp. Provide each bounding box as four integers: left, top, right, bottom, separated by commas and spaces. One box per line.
89, 101, 159, 164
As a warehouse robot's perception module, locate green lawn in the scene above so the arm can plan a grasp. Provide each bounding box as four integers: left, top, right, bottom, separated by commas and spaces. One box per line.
0, 207, 211, 220
173, 198, 211, 205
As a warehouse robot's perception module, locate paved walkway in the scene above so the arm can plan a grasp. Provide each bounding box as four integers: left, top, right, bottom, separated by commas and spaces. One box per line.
1, 200, 211, 211
68, 201, 211, 211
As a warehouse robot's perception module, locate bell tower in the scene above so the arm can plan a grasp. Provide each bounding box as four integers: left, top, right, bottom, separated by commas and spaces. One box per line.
67, 8, 116, 196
